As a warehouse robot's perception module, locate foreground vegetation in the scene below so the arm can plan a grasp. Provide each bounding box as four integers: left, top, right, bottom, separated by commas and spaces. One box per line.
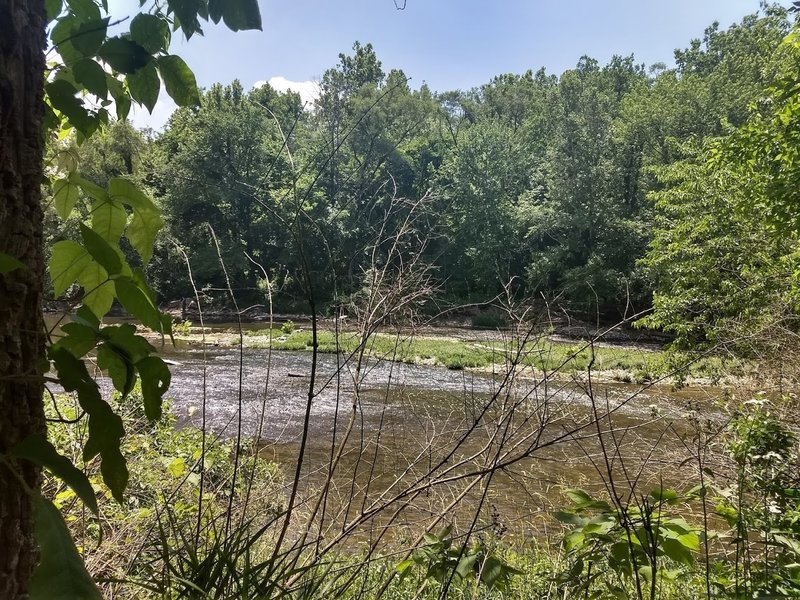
47, 381, 799, 599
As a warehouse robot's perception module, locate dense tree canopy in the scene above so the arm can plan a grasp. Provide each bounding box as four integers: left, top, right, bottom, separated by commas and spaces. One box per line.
53, 4, 800, 337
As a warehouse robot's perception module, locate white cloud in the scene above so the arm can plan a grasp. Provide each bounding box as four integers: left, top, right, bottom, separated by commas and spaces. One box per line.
254, 76, 320, 108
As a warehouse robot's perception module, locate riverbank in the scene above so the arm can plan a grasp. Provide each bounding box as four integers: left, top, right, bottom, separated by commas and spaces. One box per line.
166, 322, 745, 387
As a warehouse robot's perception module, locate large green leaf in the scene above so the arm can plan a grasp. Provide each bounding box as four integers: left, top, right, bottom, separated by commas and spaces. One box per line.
136, 356, 171, 421
108, 177, 157, 211
49, 240, 91, 297
108, 177, 163, 262
130, 13, 170, 53
168, 0, 205, 38
97, 343, 135, 398
79, 223, 122, 276
55, 321, 99, 358
0, 251, 25, 274
72, 174, 107, 202
128, 61, 160, 113
66, 0, 101, 21
72, 59, 108, 99
91, 196, 127, 243
46, 79, 95, 136
100, 323, 157, 363
11, 436, 98, 515
28, 494, 102, 600
70, 17, 109, 57
98, 37, 150, 74
76, 261, 114, 319
51, 16, 82, 64
114, 276, 163, 333
53, 175, 80, 219
128, 205, 164, 263
46, 0, 64, 20
50, 348, 128, 501
106, 75, 131, 120
209, 0, 262, 31
157, 55, 200, 106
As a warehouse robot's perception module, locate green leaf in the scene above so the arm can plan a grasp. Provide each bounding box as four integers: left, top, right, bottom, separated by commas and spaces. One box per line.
46, 79, 95, 136
55, 321, 99, 358
46, 0, 64, 20
76, 261, 114, 319
53, 175, 80, 219
11, 436, 98, 515
128, 206, 164, 263
479, 555, 504, 590
50, 347, 128, 502
98, 37, 150, 74
563, 488, 605, 509
49, 240, 90, 297
649, 487, 679, 504
128, 61, 160, 113
101, 323, 156, 364
80, 223, 123, 276
72, 59, 108, 99
137, 356, 171, 421
168, 0, 204, 38
0, 251, 25, 274
106, 76, 131, 120
108, 177, 163, 263
51, 16, 82, 64
114, 276, 163, 333
28, 494, 102, 600
610, 541, 630, 564
97, 343, 135, 398
396, 559, 415, 577
209, 0, 262, 31
130, 13, 170, 54
91, 196, 127, 243
66, 0, 101, 21
72, 174, 107, 202
661, 537, 694, 565
108, 177, 157, 211
455, 553, 478, 579
70, 18, 108, 57
74, 305, 100, 330
156, 55, 200, 106
554, 511, 587, 526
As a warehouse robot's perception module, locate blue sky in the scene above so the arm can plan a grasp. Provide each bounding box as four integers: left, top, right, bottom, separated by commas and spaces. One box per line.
106, 0, 784, 129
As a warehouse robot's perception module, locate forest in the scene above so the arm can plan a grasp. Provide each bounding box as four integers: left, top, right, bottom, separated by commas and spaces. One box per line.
44, 4, 800, 350
2, 0, 800, 599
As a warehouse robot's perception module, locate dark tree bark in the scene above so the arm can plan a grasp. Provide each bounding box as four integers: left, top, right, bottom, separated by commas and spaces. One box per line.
0, 0, 47, 597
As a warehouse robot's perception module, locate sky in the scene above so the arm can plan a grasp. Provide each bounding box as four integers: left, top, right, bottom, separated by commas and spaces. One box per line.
106, 0, 785, 130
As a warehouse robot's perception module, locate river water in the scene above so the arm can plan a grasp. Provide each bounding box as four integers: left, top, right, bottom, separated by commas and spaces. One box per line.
47, 316, 722, 539
155, 340, 719, 539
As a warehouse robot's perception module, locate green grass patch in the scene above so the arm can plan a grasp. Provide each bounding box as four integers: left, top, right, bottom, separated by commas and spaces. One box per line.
225, 328, 742, 382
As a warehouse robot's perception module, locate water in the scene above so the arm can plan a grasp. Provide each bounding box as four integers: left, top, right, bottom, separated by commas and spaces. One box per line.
156, 342, 717, 538
46, 315, 720, 539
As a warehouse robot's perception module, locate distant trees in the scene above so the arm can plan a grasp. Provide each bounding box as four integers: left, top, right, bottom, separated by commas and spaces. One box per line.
150, 80, 301, 300
641, 13, 800, 349
60, 4, 798, 324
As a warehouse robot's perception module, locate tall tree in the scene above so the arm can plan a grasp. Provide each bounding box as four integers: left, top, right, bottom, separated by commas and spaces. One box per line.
0, 3, 48, 596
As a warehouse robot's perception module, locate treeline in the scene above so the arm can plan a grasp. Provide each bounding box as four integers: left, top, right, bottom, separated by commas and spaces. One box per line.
47, 4, 800, 344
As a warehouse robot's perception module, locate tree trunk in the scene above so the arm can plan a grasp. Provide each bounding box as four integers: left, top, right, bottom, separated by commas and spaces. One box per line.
0, 1, 47, 597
